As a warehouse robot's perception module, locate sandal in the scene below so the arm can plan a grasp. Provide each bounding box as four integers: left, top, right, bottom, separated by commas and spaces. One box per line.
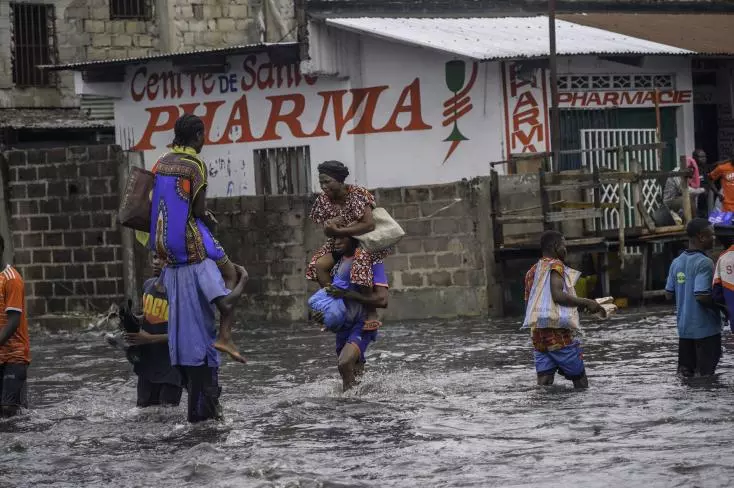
363, 320, 382, 332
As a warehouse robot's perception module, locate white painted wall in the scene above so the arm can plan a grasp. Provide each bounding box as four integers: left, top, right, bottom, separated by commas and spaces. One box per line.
358, 36, 506, 189
96, 37, 694, 197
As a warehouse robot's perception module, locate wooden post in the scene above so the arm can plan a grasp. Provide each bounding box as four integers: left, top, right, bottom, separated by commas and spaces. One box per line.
630, 158, 642, 228
641, 243, 652, 304
489, 169, 504, 250
548, 0, 561, 172
680, 155, 693, 224
592, 163, 602, 235
539, 166, 552, 231
617, 147, 626, 269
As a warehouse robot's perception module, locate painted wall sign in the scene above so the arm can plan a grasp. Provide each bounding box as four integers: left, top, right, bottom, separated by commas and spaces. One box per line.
115, 50, 490, 196
502, 62, 550, 156
558, 90, 693, 109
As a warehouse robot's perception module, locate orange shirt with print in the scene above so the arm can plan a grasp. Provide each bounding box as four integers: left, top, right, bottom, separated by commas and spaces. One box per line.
709, 161, 734, 211
0, 266, 30, 364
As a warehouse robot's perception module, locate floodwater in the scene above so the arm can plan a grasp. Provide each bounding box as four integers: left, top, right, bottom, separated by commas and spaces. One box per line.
1, 308, 734, 488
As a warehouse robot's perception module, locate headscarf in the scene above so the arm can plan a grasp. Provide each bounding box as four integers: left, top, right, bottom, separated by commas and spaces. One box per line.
317, 160, 349, 183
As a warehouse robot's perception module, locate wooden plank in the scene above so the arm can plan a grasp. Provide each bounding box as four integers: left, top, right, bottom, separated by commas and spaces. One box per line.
498, 236, 606, 250
560, 201, 616, 209
549, 170, 691, 183
502, 200, 564, 215
544, 182, 599, 192
545, 208, 602, 223
637, 200, 656, 232
643, 289, 669, 298
497, 215, 545, 224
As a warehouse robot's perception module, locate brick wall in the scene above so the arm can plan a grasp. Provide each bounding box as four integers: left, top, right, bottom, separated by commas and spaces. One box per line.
2, 145, 124, 316
187, 179, 493, 322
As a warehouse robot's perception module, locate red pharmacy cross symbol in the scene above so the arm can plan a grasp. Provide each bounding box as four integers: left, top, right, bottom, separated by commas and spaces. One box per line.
442, 60, 478, 163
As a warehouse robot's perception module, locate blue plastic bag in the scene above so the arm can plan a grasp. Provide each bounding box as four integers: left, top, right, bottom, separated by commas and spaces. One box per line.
308, 288, 348, 331
709, 210, 734, 226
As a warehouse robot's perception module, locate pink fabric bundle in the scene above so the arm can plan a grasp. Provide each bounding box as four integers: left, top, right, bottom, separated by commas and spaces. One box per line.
686, 156, 701, 189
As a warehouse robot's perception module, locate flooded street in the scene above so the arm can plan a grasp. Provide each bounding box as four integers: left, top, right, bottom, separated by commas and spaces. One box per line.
2, 308, 733, 488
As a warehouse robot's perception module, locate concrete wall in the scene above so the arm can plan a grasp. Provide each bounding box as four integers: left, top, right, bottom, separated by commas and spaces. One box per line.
182, 179, 496, 322
1, 145, 124, 316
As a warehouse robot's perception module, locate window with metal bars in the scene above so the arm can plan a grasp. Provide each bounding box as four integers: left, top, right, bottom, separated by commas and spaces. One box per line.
254, 146, 312, 195
10, 3, 56, 87
110, 0, 151, 20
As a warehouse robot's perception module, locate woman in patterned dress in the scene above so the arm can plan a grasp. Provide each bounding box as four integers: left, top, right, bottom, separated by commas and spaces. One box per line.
306, 160, 390, 330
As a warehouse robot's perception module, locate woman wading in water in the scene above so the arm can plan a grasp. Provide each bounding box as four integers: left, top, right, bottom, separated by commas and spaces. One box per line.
307, 161, 390, 330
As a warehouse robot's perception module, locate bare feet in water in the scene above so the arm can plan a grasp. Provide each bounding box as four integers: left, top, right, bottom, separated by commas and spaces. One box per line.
215, 339, 247, 364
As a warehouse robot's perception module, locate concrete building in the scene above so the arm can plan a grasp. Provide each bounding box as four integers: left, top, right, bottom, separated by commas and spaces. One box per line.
0, 0, 295, 149
51, 16, 694, 197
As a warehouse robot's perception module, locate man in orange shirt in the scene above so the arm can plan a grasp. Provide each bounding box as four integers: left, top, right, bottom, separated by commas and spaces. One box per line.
709, 158, 734, 212
0, 236, 29, 417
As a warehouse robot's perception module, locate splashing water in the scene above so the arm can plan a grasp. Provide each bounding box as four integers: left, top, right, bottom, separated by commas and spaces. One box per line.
1, 308, 733, 487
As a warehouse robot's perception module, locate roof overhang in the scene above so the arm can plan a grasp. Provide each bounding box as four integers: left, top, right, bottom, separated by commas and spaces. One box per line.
39, 42, 301, 75
0, 108, 114, 130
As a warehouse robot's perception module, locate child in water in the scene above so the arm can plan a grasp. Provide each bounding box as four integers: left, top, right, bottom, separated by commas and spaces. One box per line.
523, 231, 605, 389
123, 252, 183, 407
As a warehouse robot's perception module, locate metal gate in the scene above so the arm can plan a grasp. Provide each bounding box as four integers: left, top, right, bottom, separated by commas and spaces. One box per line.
581, 129, 663, 253
581, 129, 662, 228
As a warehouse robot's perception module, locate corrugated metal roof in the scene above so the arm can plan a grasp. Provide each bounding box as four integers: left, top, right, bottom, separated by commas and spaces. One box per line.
41, 42, 299, 71
0, 108, 114, 129
324, 16, 693, 60
558, 13, 734, 55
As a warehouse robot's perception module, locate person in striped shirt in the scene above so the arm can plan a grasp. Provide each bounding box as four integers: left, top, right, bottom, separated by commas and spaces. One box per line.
0, 236, 30, 417
522, 231, 604, 389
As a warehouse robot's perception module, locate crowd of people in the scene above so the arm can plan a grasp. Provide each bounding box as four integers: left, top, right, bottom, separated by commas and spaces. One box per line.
0, 116, 731, 419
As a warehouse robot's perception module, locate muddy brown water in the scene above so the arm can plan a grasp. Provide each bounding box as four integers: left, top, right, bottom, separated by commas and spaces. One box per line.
1, 308, 733, 487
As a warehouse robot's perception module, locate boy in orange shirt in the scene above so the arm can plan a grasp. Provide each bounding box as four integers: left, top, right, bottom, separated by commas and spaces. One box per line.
0, 236, 30, 417
709, 159, 734, 212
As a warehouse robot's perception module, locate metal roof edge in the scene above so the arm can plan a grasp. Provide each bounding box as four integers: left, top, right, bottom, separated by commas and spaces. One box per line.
322, 17, 694, 61
39, 42, 300, 71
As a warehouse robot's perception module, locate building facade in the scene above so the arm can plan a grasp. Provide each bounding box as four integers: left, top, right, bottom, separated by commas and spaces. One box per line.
0, 0, 295, 148
63, 16, 694, 199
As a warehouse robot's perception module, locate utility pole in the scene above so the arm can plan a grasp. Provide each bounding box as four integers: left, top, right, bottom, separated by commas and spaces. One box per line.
548, 0, 560, 171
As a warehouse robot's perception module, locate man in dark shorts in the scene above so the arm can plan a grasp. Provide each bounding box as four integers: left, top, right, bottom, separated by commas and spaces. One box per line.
0, 236, 30, 417
124, 253, 182, 407
666, 218, 723, 377
313, 236, 389, 391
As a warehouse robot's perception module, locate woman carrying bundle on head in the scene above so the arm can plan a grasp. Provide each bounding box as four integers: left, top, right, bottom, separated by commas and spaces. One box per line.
306, 161, 391, 331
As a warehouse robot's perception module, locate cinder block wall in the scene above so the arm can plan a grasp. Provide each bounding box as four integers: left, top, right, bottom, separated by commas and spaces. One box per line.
2, 145, 124, 316
162, 179, 493, 323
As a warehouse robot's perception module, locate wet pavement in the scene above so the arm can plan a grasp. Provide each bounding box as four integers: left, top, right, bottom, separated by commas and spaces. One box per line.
1, 307, 733, 488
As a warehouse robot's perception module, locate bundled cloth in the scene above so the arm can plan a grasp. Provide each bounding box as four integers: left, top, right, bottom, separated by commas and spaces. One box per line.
308, 273, 351, 332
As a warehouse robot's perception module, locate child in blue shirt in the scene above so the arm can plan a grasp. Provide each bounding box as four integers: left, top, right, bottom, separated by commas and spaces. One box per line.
665, 218, 723, 377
